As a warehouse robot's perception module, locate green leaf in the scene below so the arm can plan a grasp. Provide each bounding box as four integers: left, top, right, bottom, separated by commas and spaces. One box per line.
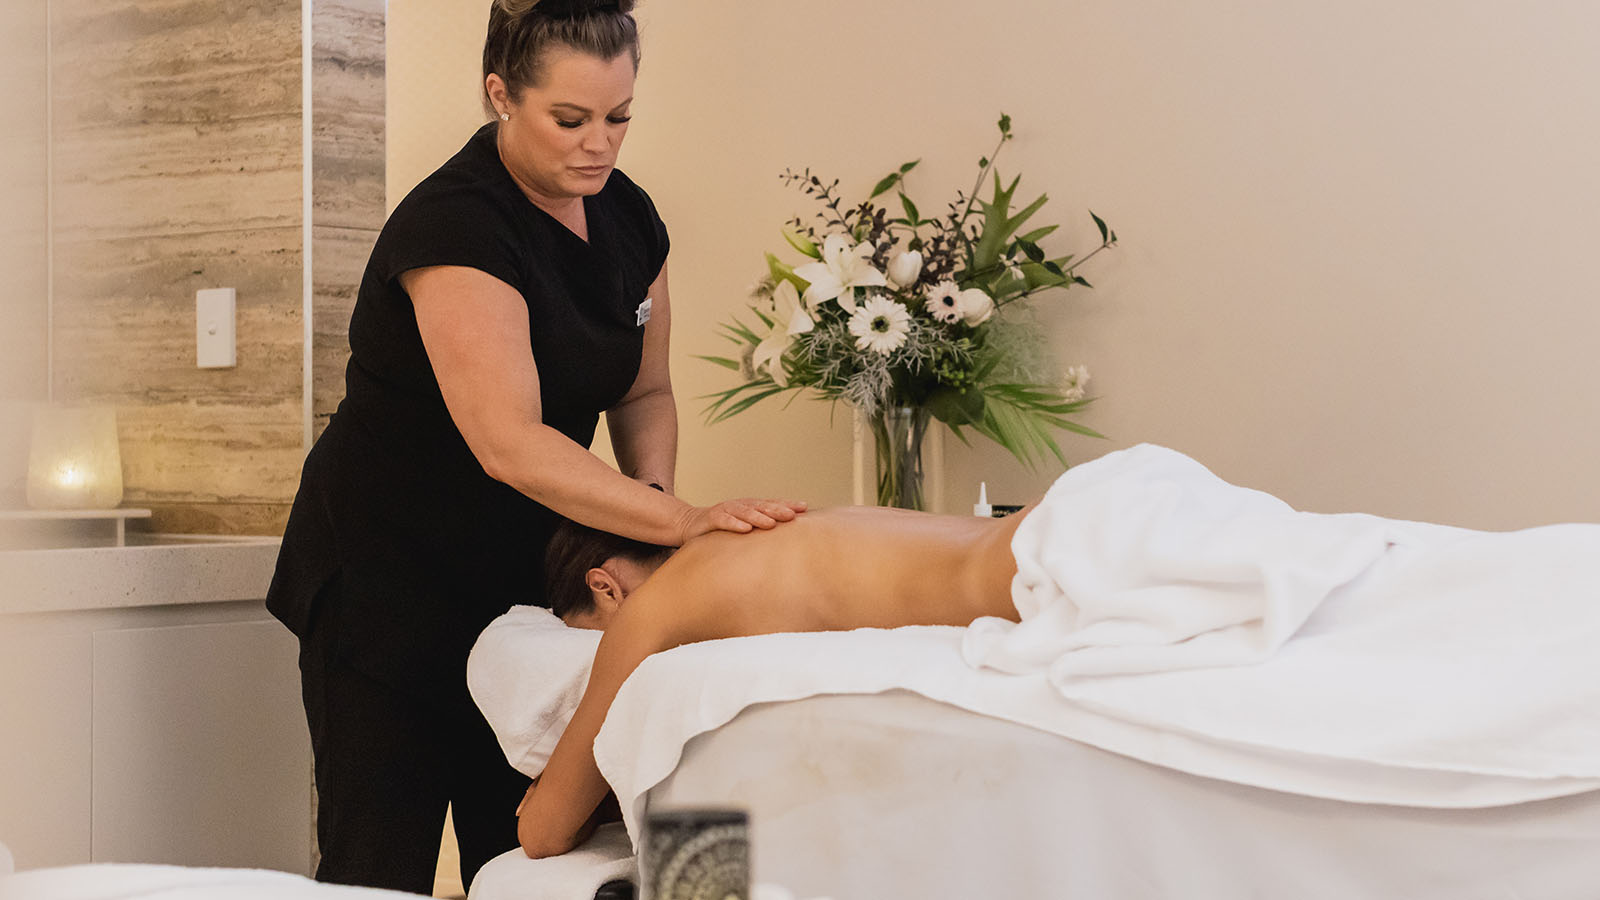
1017, 225, 1058, 244
961, 380, 1105, 471
972, 177, 1050, 275
720, 317, 761, 345
695, 355, 742, 371
970, 172, 1020, 272
1090, 210, 1110, 244
717, 385, 790, 420
701, 381, 790, 424
781, 225, 820, 259
869, 172, 900, 199
899, 192, 920, 225
1008, 192, 1050, 234
998, 113, 1012, 136
766, 252, 808, 293
1019, 240, 1045, 263
898, 159, 921, 175
926, 386, 986, 427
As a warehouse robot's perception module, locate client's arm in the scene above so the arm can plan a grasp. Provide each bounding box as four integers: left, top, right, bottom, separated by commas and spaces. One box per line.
516, 577, 711, 858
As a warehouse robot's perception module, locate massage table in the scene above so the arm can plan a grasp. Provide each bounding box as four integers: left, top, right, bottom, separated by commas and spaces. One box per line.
466, 444, 1600, 900
469, 624, 1600, 900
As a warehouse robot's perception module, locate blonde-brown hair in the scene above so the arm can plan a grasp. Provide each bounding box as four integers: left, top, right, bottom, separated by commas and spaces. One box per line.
482, 0, 641, 118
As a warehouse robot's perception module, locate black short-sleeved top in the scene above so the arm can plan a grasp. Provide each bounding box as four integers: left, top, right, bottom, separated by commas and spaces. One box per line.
267, 122, 668, 698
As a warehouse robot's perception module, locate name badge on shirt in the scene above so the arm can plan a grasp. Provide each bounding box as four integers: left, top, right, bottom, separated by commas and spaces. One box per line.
635, 297, 653, 327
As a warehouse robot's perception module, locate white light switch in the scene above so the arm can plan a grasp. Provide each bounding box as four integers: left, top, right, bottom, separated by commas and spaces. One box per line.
196, 288, 236, 369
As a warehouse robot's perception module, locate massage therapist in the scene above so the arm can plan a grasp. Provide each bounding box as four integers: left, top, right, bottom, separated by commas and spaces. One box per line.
266, 0, 804, 891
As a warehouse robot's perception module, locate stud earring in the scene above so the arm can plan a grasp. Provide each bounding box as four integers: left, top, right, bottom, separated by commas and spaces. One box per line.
499, 112, 510, 122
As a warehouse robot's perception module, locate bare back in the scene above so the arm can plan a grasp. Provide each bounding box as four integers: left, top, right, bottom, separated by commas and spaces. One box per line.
656, 505, 1025, 639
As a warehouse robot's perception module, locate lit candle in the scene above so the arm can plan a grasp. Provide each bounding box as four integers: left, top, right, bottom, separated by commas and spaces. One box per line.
27, 408, 124, 510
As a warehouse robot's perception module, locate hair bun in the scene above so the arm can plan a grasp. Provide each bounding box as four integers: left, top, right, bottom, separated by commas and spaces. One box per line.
516, 0, 635, 18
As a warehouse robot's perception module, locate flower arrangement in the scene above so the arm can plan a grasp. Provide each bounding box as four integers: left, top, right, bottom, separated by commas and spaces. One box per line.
701, 115, 1117, 508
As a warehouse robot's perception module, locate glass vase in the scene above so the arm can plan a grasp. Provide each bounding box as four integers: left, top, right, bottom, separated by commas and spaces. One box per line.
869, 405, 931, 510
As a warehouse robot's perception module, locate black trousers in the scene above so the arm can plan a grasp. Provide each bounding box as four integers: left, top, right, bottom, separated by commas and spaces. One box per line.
298, 610, 529, 894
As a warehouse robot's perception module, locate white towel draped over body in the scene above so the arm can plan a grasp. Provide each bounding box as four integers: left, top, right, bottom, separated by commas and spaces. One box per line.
965, 443, 1400, 678
963, 443, 1600, 788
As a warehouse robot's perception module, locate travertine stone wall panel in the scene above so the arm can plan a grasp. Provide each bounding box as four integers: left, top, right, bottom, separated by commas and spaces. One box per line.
46, 0, 384, 534
311, 0, 385, 441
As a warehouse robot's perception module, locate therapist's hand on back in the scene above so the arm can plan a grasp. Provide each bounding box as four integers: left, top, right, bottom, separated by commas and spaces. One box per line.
676, 497, 807, 543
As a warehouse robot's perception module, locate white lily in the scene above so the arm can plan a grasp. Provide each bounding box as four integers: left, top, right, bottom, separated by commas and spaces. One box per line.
793, 233, 887, 313
750, 280, 813, 387
957, 287, 995, 326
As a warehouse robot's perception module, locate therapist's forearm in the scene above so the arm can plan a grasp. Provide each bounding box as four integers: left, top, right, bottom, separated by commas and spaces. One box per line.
607, 387, 678, 493
482, 421, 694, 546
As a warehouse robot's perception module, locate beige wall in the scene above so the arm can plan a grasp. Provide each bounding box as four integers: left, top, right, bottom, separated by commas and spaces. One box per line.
387, 3, 493, 210
390, 0, 1600, 530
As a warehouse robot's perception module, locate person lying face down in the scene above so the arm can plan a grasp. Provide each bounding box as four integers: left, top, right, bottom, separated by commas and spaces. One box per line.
516, 503, 1033, 858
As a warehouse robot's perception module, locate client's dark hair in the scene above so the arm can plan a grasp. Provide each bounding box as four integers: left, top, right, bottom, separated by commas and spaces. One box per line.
544, 518, 670, 618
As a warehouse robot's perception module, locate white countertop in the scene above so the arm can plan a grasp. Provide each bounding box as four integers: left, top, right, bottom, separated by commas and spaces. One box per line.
0, 535, 283, 615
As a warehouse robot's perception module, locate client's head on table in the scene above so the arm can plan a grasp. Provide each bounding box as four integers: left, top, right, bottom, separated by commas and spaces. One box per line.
544, 520, 674, 630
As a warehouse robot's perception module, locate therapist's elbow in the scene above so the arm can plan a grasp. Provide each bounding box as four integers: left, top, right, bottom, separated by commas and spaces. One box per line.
470, 430, 550, 498
475, 449, 520, 491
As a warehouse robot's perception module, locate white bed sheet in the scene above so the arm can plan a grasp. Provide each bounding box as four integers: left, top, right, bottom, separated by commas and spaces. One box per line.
648, 691, 1600, 900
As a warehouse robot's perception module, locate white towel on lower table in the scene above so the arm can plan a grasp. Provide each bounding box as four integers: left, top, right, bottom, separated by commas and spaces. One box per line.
467, 823, 634, 900
0, 864, 425, 899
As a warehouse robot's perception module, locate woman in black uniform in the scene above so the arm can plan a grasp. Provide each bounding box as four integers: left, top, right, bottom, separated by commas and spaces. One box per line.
266, 0, 805, 892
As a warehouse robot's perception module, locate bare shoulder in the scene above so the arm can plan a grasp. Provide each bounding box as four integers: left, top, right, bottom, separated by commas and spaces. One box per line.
611, 535, 752, 646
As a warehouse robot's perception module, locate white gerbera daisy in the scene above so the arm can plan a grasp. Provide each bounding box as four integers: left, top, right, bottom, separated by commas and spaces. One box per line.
924, 281, 963, 324
848, 295, 911, 354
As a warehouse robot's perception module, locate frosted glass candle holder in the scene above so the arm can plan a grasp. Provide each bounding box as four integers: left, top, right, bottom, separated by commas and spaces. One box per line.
26, 407, 125, 510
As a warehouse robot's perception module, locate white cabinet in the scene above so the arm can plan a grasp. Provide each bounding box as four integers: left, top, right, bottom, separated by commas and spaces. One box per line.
0, 539, 308, 874
90, 620, 309, 868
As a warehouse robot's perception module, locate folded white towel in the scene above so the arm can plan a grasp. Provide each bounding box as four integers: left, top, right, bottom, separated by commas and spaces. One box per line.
467, 605, 599, 778
965, 443, 1398, 677
467, 823, 634, 900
